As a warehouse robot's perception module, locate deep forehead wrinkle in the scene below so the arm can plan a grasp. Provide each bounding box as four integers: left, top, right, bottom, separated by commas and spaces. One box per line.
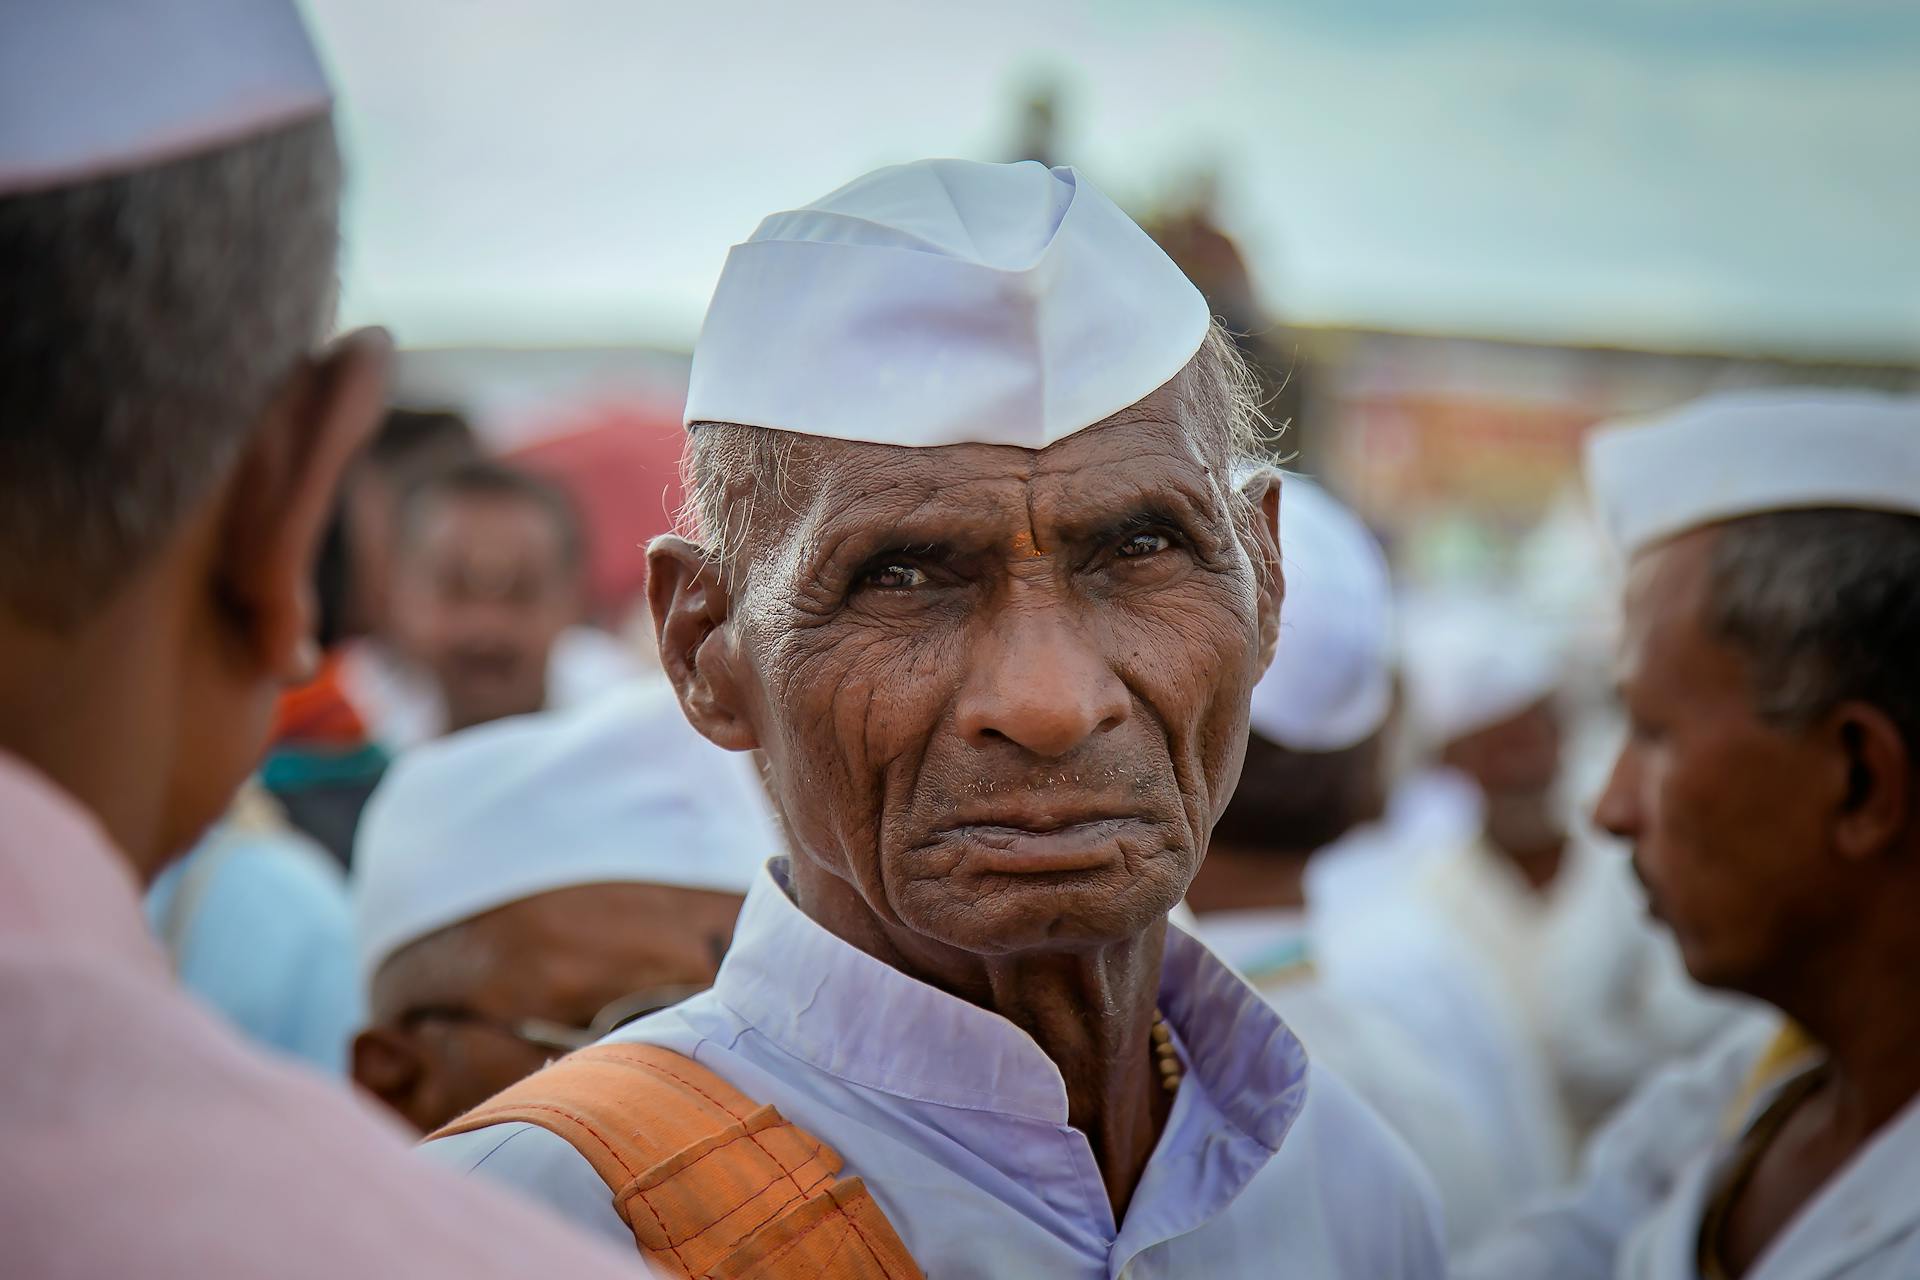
749, 385, 1225, 584
799, 463, 1040, 576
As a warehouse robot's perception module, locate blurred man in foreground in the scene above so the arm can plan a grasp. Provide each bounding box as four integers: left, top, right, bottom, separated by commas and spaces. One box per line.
423, 158, 1444, 1277
1184, 477, 1515, 1249
0, 6, 634, 1274
351, 682, 772, 1132
1461, 389, 1920, 1280
344, 458, 640, 748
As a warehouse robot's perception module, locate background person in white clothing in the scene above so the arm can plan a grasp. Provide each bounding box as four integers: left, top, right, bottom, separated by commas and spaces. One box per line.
1186, 477, 1523, 1249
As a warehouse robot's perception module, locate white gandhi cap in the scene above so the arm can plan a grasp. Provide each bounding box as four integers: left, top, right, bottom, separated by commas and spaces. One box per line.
0, 0, 330, 197
1399, 592, 1564, 750
1587, 388, 1920, 559
685, 158, 1212, 449
1246, 479, 1396, 753
352, 682, 781, 980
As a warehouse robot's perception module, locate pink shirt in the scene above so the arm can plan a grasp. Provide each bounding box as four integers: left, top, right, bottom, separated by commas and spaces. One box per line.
0, 751, 635, 1278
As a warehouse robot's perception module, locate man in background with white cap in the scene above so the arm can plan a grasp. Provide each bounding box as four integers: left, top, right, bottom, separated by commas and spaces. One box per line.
0, 4, 644, 1274
1405, 594, 1754, 1140
424, 158, 1444, 1277
1461, 388, 1920, 1280
352, 681, 772, 1132
1185, 477, 1549, 1248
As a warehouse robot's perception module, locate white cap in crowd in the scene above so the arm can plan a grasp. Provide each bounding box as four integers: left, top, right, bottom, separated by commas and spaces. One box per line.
1399, 592, 1565, 751
1586, 388, 1920, 559
0, 0, 330, 197
685, 158, 1210, 450
353, 681, 780, 979
1246, 478, 1396, 753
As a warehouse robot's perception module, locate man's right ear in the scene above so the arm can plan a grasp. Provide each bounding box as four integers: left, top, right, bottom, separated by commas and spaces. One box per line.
350, 1026, 428, 1131
646, 535, 759, 751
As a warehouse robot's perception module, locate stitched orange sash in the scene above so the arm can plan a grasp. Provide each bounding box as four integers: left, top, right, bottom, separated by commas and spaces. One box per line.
431, 1043, 922, 1279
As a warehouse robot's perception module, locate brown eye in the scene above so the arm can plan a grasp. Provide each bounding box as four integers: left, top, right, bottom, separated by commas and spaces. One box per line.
864, 562, 928, 590
1116, 531, 1172, 558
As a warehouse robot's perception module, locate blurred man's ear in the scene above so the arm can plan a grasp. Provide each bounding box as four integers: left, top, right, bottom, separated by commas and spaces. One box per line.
351, 1025, 434, 1134
1241, 470, 1283, 673
646, 535, 760, 752
1828, 699, 1912, 864
217, 329, 392, 682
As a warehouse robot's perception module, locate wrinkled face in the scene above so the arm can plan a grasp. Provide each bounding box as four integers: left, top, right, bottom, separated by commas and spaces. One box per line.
368, 881, 742, 1133
721, 403, 1278, 957
1593, 528, 1836, 994
388, 494, 577, 733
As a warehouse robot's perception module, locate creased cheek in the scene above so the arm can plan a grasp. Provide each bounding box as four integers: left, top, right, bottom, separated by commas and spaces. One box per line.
768, 628, 950, 894
1120, 602, 1257, 844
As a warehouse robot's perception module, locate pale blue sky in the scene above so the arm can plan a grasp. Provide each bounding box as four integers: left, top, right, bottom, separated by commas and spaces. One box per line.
305, 0, 1920, 357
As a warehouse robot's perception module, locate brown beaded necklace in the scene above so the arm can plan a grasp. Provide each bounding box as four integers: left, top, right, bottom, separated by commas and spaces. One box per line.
1151, 1009, 1184, 1095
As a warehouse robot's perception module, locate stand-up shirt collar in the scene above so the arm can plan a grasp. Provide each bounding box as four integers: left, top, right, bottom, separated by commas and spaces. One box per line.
710, 859, 1306, 1149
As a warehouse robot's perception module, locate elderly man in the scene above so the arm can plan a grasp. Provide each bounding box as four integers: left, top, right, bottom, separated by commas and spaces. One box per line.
0, 5, 639, 1275
423, 160, 1444, 1277
1461, 388, 1920, 1280
352, 682, 772, 1132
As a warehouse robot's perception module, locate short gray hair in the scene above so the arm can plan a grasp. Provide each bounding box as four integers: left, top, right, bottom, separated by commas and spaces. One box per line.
1705, 509, 1920, 749
679, 319, 1278, 576
0, 117, 341, 627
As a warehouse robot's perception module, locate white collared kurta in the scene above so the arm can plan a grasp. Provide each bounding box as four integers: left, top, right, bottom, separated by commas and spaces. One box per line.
1461, 1018, 1920, 1279
423, 859, 1446, 1278
1198, 905, 1515, 1252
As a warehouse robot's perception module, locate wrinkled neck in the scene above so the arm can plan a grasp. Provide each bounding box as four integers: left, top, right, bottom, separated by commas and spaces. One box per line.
787, 852, 1172, 1218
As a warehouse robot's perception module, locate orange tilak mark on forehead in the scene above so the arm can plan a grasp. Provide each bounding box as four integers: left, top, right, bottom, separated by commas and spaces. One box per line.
1009, 530, 1047, 559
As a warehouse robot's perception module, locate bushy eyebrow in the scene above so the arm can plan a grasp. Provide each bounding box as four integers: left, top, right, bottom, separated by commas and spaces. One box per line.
1043, 478, 1226, 553
786, 431, 1230, 584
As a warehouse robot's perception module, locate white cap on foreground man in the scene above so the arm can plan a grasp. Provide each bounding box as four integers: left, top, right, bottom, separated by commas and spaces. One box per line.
1461, 387, 1920, 1280
351, 682, 775, 1132
420, 159, 1446, 1277
0, 3, 633, 1275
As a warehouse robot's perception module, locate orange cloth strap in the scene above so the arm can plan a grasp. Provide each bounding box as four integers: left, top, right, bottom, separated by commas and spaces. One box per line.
431, 1042, 923, 1280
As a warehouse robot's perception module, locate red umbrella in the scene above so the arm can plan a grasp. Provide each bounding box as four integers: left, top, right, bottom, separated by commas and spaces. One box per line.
508, 399, 687, 626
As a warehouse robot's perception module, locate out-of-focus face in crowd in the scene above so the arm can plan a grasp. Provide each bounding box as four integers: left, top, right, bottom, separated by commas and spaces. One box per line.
1442, 696, 1563, 805
387, 465, 582, 733
356, 881, 742, 1133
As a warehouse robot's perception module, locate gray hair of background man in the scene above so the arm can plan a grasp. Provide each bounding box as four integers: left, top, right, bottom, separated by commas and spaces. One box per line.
1706, 509, 1920, 748
678, 321, 1276, 577
0, 117, 341, 628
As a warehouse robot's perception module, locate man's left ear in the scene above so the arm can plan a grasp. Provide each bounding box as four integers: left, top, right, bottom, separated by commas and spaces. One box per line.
1241, 469, 1284, 673
1828, 699, 1912, 862
218, 329, 392, 680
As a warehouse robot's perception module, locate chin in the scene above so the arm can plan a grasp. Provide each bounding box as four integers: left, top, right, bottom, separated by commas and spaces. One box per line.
887, 855, 1190, 956
1670, 932, 1744, 995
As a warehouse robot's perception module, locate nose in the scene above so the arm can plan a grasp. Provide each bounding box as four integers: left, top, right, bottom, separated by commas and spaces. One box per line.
1590, 746, 1640, 840
954, 596, 1130, 760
